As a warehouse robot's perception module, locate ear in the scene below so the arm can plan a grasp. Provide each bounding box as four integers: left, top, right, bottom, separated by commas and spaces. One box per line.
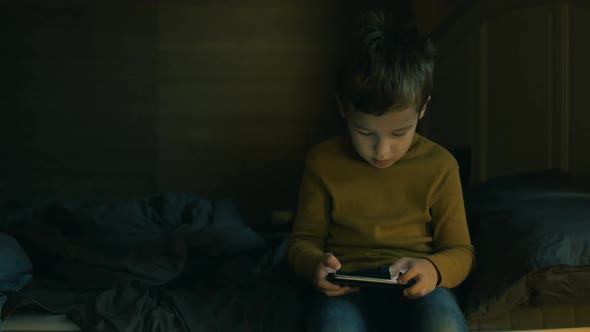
335, 94, 346, 118
418, 95, 431, 120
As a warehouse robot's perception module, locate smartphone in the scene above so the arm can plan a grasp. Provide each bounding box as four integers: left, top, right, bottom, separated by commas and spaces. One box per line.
327, 269, 414, 289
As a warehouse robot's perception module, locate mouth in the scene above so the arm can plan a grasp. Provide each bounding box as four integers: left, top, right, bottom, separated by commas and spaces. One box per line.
372, 159, 393, 167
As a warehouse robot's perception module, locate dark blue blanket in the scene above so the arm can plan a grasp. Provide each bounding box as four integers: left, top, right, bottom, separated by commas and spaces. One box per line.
0, 192, 305, 332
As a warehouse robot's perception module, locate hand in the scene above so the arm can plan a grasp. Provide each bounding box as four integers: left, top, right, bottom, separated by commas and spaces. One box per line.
389, 257, 439, 299
313, 252, 360, 296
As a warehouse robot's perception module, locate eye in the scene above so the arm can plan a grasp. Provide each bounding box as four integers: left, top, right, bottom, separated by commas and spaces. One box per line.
392, 131, 407, 137
357, 130, 372, 136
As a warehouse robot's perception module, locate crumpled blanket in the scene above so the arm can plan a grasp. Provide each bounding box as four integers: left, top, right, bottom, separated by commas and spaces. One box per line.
0, 192, 306, 332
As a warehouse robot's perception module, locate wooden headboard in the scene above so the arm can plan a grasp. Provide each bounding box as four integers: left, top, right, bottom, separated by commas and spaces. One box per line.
420, 0, 590, 184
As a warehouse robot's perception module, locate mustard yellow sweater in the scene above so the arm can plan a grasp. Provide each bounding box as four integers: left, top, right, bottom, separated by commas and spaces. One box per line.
287, 134, 475, 289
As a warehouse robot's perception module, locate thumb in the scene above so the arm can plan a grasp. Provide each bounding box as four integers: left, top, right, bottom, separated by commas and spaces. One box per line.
323, 252, 342, 270
389, 257, 410, 279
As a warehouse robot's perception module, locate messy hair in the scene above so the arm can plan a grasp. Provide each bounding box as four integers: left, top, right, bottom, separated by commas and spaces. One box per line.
337, 10, 435, 115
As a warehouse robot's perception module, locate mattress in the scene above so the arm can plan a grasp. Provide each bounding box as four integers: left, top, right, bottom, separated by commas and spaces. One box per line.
468, 304, 590, 331
2, 309, 590, 332
1, 308, 80, 331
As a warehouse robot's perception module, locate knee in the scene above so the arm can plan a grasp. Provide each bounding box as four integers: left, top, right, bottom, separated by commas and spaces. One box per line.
417, 313, 467, 332
307, 296, 367, 332
414, 288, 468, 332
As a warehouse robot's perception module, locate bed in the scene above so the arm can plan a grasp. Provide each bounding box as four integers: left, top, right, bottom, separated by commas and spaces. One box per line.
460, 170, 590, 330
0, 169, 589, 332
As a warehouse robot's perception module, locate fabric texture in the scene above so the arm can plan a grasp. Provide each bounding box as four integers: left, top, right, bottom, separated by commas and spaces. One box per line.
308, 286, 467, 332
467, 303, 590, 330
0, 193, 302, 332
1, 171, 588, 331
0, 233, 33, 327
462, 171, 590, 321
287, 133, 475, 288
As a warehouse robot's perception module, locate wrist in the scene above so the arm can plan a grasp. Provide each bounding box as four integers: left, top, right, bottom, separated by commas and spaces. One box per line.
423, 257, 441, 286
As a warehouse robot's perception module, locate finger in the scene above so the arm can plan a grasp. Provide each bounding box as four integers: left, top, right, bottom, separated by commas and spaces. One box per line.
389, 257, 411, 279
318, 278, 342, 291
324, 286, 360, 297
397, 265, 418, 285
403, 282, 427, 299
323, 252, 341, 271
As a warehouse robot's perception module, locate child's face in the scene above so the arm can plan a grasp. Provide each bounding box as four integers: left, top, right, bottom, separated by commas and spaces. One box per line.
343, 104, 426, 169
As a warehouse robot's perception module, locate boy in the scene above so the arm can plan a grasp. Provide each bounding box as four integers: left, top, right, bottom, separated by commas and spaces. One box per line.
287, 10, 474, 332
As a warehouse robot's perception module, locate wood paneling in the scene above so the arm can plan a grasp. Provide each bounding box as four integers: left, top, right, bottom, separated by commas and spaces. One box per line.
426, 0, 590, 183
2, 1, 157, 199
569, 3, 590, 176
4, 0, 589, 218
426, 25, 478, 162
156, 0, 345, 220
485, 4, 554, 179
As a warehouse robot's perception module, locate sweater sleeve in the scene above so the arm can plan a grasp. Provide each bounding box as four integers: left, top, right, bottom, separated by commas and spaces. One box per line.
287, 154, 331, 282
425, 163, 475, 288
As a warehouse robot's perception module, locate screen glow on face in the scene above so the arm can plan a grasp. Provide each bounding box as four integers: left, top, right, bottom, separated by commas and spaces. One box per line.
346, 106, 425, 168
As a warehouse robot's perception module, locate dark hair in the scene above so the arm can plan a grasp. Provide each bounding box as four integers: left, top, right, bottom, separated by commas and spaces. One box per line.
337, 10, 435, 115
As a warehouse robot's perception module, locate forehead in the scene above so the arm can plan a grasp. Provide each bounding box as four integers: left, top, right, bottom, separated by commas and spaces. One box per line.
347, 106, 419, 131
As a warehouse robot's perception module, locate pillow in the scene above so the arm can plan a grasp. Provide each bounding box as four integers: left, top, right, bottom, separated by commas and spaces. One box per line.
464, 169, 583, 211
463, 183, 590, 320
0, 233, 33, 320
0, 233, 32, 289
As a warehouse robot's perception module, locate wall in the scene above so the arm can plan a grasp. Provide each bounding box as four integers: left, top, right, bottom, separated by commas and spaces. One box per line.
2, 1, 158, 200
1, 1, 374, 222
425, 0, 590, 183
155, 0, 414, 221
4, 0, 585, 224
156, 0, 346, 221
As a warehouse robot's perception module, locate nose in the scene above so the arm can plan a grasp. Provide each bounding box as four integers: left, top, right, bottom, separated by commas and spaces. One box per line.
374, 138, 391, 158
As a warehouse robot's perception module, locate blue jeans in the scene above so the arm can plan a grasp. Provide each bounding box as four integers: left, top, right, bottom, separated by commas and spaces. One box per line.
307, 287, 467, 332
